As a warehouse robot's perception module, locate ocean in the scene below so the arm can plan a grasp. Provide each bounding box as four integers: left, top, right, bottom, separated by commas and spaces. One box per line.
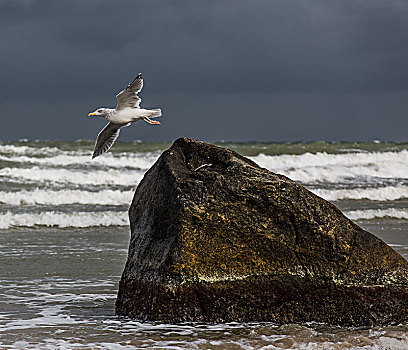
1, 140, 408, 349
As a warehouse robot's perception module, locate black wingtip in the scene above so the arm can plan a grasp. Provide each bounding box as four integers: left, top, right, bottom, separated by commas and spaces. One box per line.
127, 73, 142, 88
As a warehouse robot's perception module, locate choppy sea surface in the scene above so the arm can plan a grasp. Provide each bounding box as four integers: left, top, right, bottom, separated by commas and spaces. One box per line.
1, 140, 408, 349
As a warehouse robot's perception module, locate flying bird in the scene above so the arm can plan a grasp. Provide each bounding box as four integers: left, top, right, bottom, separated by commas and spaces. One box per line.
88, 73, 161, 159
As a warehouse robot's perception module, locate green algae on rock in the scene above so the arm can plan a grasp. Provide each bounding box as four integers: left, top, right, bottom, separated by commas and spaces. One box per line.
116, 138, 408, 326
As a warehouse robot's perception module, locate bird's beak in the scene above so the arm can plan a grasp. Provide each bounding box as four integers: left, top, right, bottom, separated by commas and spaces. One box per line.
88, 112, 97, 117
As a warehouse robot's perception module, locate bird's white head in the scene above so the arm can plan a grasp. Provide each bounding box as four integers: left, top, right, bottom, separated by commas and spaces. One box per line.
88, 108, 108, 118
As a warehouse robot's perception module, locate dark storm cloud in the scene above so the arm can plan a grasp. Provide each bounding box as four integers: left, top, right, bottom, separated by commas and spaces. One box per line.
1, 0, 408, 141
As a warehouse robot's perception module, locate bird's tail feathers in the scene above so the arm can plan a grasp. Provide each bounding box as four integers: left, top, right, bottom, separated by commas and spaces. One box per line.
148, 109, 162, 118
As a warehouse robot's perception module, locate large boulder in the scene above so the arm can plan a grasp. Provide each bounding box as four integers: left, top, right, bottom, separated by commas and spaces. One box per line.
116, 138, 408, 326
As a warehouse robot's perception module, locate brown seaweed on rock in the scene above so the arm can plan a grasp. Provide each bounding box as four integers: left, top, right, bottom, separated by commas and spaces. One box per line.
116, 137, 408, 326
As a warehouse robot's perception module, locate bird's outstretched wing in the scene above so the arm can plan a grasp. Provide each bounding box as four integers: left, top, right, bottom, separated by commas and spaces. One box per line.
92, 122, 128, 159
116, 73, 144, 110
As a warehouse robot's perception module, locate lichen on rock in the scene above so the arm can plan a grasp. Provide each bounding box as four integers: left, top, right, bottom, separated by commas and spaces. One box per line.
116, 137, 408, 326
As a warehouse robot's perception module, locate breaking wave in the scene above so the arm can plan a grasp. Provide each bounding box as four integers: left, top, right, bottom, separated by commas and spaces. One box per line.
345, 208, 408, 220
1, 186, 407, 209
2, 145, 408, 188
0, 152, 159, 170
0, 189, 134, 206
312, 186, 408, 201
251, 150, 408, 183
0, 211, 128, 229
0, 144, 64, 156
1, 208, 407, 230
0, 167, 144, 186
2, 142, 408, 229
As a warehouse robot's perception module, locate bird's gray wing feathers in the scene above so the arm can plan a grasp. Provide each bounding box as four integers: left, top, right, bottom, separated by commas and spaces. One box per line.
116, 73, 143, 110
92, 122, 128, 159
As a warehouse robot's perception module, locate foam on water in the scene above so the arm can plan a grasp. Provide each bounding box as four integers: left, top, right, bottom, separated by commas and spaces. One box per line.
2, 144, 408, 187
0, 307, 82, 332
0, 167, 144, 186
345, 208, 408, 220
2, 142, 408, 349
0, 144, 64, 156
0, 211, 128, 229
0, 152, 159, 169
0, 189, 134, 206
251, 150, 408, 183
2, 144, 408, 190
1, 321, 408, 350
312, 185, 408, 201
0, 208, 406, 229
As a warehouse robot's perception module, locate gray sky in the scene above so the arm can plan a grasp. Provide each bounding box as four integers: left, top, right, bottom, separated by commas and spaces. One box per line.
1, 0, 408, 142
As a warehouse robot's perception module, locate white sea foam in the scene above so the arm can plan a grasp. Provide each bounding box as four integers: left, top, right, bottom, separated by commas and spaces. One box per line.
0, 189, 134, 206
0, 167, 144, 186
3, 151, 407, 189
1, 207, 406, 230
312, 185, 408, 201
0, 152, 159, 170
0, 211, 128, 229
2, 325, 408, 350
345, 208, 408, 220
250, 150, 408, 183
0, 144, 63, 156
2, 149, 408, 187
0, 306, 83, 332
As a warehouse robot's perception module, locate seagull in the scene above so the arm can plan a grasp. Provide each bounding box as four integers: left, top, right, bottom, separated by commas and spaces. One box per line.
88, 73, 161, 159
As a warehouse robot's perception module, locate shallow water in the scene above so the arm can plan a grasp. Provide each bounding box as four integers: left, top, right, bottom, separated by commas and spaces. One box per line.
1, 140, 408, 349
0, 226, 408, 349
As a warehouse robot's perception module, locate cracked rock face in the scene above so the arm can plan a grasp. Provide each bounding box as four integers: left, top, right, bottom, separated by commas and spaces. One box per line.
116, 138, 408, 326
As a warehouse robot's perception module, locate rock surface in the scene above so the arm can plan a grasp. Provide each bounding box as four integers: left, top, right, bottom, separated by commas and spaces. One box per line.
116, 138, 408, 326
